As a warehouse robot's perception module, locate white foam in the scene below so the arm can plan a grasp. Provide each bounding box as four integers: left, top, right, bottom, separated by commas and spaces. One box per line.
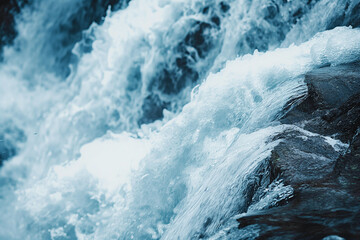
1, 0, 360, 239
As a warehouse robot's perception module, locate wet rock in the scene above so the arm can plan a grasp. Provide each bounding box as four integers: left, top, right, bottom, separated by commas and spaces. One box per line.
238, 208, 360, 240
281, 62, 360, 142
237, 128, 360, 239
334, 130, 360, 188
238, 62, 360, 239
270, 129, 340, 186
305, 62, 360, 109
322, 92, 360, 142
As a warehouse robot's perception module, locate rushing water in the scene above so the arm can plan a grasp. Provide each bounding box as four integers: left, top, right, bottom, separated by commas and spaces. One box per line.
1, 0, 360, 239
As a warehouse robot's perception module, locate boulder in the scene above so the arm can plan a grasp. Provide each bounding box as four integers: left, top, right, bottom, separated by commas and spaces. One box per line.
237, 62, 360, 239
281, 62, 360, 142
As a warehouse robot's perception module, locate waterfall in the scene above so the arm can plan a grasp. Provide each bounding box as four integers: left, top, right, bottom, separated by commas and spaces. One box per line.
0, 0, 360, 239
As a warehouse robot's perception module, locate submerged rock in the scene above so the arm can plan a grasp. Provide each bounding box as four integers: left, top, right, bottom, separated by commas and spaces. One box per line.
237, 62, 360, 239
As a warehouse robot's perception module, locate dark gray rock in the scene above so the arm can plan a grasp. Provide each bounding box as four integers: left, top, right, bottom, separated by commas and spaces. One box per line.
335, 130, 360, 189
237, 208, 360, 240
305, 62, 360, 109
322, 92, 360, 142
237, 128, 360, 239
237, 62, 360, 239
270, 129, 340, 186
281, 62, 360, 142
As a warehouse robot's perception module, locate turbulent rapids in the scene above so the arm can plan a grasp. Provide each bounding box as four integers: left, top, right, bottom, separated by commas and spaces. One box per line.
1, 0, 360, 239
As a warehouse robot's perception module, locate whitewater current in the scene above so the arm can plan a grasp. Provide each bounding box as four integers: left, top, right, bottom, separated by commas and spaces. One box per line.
1, 0, 360, 239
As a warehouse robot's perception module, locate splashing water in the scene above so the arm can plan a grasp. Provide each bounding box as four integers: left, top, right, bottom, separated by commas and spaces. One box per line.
1, 0, 360, 239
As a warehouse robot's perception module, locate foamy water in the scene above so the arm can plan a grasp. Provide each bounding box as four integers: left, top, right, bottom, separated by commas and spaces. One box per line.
0, 0, 360, 239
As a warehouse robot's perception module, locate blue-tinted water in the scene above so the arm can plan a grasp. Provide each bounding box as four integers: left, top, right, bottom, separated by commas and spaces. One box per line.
0, 0, 360, 239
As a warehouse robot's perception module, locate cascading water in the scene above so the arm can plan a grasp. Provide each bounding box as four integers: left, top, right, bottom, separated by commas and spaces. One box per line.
1, 0, 360, 239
